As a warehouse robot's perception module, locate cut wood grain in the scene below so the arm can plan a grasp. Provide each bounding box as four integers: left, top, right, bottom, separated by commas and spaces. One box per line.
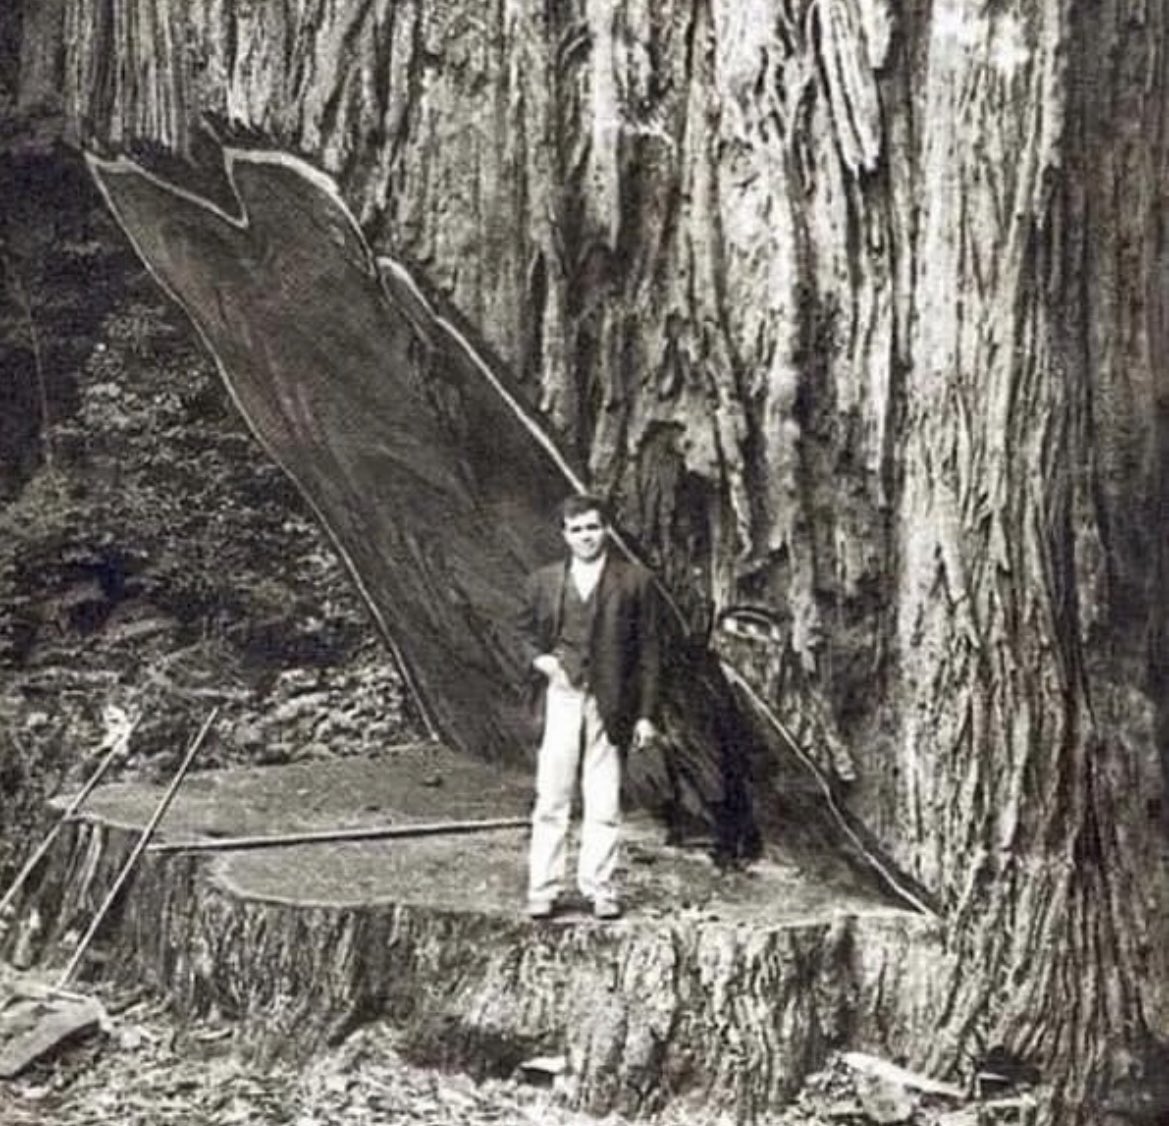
0, 995, 105, 1079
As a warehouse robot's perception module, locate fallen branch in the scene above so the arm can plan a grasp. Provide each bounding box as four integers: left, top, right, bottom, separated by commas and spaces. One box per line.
57, 706, 220, 988
143, 666, 252, 702
147, 815, 531, 854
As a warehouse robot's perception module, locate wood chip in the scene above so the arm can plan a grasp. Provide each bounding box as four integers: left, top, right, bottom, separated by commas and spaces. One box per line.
518, 1055, 567, 1077
842, 1050, 965, 1099
0, 996, 105, 1078
858, 1076, 917, 1124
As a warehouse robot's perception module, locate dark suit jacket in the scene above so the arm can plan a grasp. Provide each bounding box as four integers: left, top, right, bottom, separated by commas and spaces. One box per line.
516, 552, 662, 749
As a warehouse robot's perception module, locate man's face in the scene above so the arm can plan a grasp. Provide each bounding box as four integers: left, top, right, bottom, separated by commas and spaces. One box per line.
562, 508, 608, 562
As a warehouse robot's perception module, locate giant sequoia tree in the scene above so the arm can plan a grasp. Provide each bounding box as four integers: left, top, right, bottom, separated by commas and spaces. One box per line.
13, 0, 1169, 1117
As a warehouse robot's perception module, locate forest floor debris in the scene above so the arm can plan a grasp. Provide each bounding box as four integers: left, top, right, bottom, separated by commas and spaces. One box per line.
0, 986, 1035, 1126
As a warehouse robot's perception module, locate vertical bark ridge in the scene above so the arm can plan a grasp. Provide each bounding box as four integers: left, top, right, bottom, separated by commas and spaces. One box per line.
894, 1, 1169, 1109
28, 0, 1169, 1112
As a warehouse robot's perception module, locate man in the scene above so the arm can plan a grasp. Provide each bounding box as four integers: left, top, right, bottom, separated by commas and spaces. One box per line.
516, 494, 662, 920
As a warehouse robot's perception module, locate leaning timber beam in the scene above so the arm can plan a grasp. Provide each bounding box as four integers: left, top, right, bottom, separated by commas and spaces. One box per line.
148, 816, 531, 854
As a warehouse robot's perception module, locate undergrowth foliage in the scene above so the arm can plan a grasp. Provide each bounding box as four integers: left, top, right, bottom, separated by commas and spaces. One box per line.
0, 155, 419, 889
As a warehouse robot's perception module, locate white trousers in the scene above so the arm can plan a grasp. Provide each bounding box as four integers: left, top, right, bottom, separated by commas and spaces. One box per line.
528, 681, 621, 904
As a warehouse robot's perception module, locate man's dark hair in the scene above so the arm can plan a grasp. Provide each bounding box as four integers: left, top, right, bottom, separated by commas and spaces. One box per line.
560, 493, 609, 526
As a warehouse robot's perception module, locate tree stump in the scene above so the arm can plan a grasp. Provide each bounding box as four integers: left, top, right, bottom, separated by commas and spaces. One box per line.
4, 748, 942, 1119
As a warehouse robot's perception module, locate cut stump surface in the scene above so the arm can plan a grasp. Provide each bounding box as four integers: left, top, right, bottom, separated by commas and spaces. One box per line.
7, 748, 949, 1118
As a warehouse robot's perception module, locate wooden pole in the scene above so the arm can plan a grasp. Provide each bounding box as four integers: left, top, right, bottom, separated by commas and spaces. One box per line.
0, 716, 141, 920
148, 815, 531, 854
56, 706, 219, 989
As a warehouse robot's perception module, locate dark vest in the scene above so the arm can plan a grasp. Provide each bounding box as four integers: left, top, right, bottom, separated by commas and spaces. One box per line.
555, 576, 598, 688
518, 553, 662, 749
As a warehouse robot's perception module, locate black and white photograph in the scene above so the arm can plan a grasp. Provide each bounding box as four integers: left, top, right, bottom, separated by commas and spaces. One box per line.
0, 2, 1166, 1124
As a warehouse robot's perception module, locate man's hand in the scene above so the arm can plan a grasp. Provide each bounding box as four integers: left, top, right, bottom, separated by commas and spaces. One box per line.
533, 653, 570, 688
631, 718, 659, 752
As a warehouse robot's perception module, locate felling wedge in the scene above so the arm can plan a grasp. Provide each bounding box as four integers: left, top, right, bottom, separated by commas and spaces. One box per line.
85, 147, 931, 912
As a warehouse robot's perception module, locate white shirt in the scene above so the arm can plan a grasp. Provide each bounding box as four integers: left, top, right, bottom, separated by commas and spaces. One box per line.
569, 553, 606, 601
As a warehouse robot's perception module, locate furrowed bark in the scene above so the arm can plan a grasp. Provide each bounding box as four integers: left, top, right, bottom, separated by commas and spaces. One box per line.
16, 0, 1169, 1115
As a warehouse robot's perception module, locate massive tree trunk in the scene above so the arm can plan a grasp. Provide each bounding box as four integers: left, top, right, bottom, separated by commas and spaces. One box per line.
16, 0, 1169, 1117
892, 3, 1169, 1110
